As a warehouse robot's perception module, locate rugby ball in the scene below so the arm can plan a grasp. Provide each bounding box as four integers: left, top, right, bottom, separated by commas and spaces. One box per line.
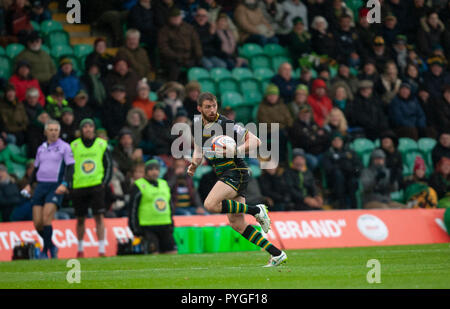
212, 135, 236, 156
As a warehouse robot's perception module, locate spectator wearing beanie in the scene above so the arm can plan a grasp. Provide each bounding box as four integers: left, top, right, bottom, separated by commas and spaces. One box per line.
285, 17, 312, 61
49, 58, 84, 100
429, 157, 450, 200
60, 107, 77, 143
307, 78, 333, 128
388, 82, 426, 140
127, 0, 157, 54
403, 156, 438, 209
157, 81, 185, 124
9, 60, 45, 107
0, 84, 29, 145
288, 84, 309, 118
80, 61, 107, 117
423, 56, 450, 100
432, 85, 450, 133
355, 8, 376, 53
432, 131, 450, 168
132, 79, 155, 120
358, 58, 379, 84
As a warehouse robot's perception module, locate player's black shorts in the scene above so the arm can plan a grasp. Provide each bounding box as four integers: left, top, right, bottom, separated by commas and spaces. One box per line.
218, 168, 250, 198
31, 182, 63, 208
71, 185, 106, 217
141, 225, 177, 253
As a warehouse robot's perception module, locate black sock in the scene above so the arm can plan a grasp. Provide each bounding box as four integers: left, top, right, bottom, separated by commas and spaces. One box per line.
42, 225, 54, 252
241, 225, 282, 256
221, 200, 260, 216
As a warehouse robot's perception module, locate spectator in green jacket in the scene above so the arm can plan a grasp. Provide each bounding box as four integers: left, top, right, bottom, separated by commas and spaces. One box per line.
45, 86, 69, 120
286, 17, 311, 65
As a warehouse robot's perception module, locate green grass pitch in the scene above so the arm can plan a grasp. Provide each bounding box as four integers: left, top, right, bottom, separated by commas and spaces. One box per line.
1, 243, 449, 289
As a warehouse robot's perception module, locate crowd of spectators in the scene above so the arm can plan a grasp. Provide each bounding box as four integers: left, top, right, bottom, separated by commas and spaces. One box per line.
1, 0, 450, 222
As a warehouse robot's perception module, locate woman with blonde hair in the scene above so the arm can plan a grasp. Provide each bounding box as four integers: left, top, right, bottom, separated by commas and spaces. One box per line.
324, 107, 348, 136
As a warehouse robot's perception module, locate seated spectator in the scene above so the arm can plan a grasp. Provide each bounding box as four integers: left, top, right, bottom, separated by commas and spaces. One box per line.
346, 80, 389, 140
127, 0, 157, 53
183, 81, 201, 120
331, 63, 359, 96
49, 58, 83, 100
140, 104, 175, 157
288, 84, 308, 118
105, 57, 140, 102
388, 82, 426, 140
116, 29, 153, 80
0, 164, 22, 222
423, 56, 450, 100
158, 7, 202, 81
355, 8, 376, 53
257, 84, 293, 164
281, 0, 308, 31
112, 128, 144, 177
29, 0, 51, 24
132, 79, 155, 120
60, 107, 77, 143
432, 131, 450, 167
403, 156, 438, 209
125, 108, 148, 147
310, 15, 336, 59
5, 0, 33, 40
192, 8, 227, 70
258, 160, 293, 211
0, 135, 27, 176
298, 67, 313, 88
381, 13, 401, 48
25, 109, 48, 158
324, 107, 348, 137
0, 84, 28, 145
84, 38, 114, 77
367, 36, 392, 74
80, 61, 107, 117
358, 58, 379, 84
153, 0, 179, 29
360, 149, 404, 209
15, 31, 56, 89
258, 0, 285, 35
417, 86, 438, 138
271, 62, 300, 104
285, 148, 323, 211
164, 158, 205, 215
215, 12, 245, 69
307, 78, 332, 127
332, 14, 362, 64
289, 104, 328, 171
429, 157, 450, 200
316, 64, 331, 87
157, 81, 185, 123
233, 0, 278, 46
379, 130, 404, 190
322, 132, 362, 209
9, 60, 45, 106
285, 17, 311, 61
329, 81, 353, 111
433, 85, 450, 133
324, 0, 354, 30
392, 35, 409, 74
23, 87, 43, 124
102, 84, 132, 140
72, 90, 95, 128
417, 10, 447, 58
45, 86, 69, 120
402, 62, 423, 96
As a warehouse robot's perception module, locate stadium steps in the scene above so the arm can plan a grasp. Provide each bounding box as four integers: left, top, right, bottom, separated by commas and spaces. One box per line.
52, 13, 67, 23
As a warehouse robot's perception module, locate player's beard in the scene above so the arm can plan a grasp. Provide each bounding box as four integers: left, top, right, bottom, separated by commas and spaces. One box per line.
202, 111, 217, 123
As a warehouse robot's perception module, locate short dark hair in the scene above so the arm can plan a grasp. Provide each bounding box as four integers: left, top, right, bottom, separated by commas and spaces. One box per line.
197, 92, 217, 106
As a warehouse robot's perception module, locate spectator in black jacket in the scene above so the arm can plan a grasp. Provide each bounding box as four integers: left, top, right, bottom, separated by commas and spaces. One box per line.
258, 161, 293, 211
322, 132, 363, 209
285, 148, 323, 211
60, 107, 77, 143
429, 156, 450, 200
380, 130, 404, 189
84, 38, 114, 77
433, 85, 450, 132
127, 0, 157, 54
423, 56, 450, 100
332, 14, 363, 64
72, 90, 95, 129
102, 84, 132, 140
432, 131, 450, 168
0, 164, 22, 222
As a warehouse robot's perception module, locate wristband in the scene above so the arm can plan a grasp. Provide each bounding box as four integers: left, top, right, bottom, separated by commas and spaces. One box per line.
61, 181, 68, 187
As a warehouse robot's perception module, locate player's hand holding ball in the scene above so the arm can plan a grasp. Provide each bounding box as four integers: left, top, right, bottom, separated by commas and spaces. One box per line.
187, 162, 198, 177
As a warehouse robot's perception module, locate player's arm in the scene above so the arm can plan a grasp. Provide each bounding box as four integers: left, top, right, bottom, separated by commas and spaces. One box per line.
187, 141, 203, 177
236, 130, 261, 157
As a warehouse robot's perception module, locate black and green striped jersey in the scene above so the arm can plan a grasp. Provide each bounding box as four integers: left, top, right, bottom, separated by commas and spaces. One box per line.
193, 113, 249, 176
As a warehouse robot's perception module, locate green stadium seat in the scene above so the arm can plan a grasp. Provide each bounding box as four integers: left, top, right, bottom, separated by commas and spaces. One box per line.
210, 67, 231, 82
239, 43, 264, 59
40, 20, 63, 36
198, 77, 217, 95
418, 137, 437, 169
40, 44, 51, 54
188, 67, 210, 81
253, 67, 274, 81
217, 77, 239, 95
351, 138, 375, 167
249, 164, 262, 178
221, 91, 244, 108
0, 56, 12, 79
51, 45, 74, 59
260, 80, 271, 94
73, 44, 94, 58
231, 67, 253, 81
149, 91, 158, 101
7, 144, 26, 179
390, 190, 405, 203
193, 165, 213, 188
250, 54, 271, 70
398, 137, 419, 161
292, 67, 301, 79
6, 43, 25, 59
46, 30, 71, 48
263, 43, 289, 57
243, 90, 262, 105
271, 55, 292, 72
0, 46, 5, 56
30, 20, 40, 31
239, 77, 261, 94
403, 151, 425, 176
